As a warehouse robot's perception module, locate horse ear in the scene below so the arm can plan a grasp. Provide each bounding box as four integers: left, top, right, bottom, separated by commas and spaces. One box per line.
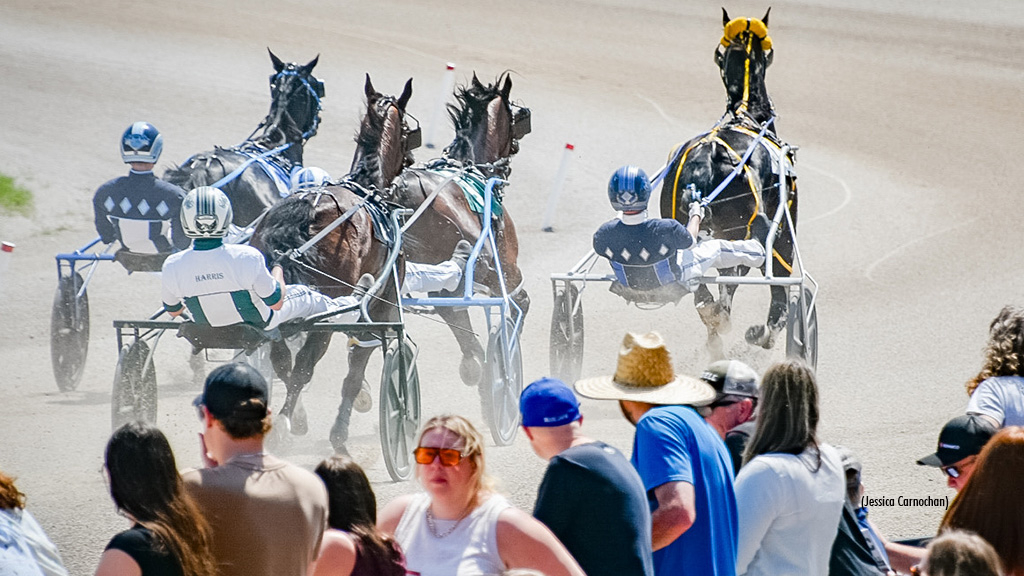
300, 54, 320, 75
471, 73, 484, 90
365, 74, 376, 99
762, 7, 770, 26
398, 79, 414, 111
269, 48, 285, 73
722, 7, 730, 26
500, 75, 512, 101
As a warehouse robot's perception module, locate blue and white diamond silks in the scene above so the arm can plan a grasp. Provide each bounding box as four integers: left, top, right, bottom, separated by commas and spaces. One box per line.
156, 201, 169, 217
137, 199, 150, 215
120, 197, 132, 213
104, 196, 115, 212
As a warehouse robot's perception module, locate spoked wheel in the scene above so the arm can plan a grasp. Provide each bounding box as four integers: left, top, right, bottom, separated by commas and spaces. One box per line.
786, 287, 819, 370
111, 340, 158, 430
379, 337, 421, 481
481, 318, 523, 446
549, 283, 584, 384
50, 272, 90, 391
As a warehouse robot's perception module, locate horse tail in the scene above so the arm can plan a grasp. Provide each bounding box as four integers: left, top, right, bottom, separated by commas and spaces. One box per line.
254, 194, 318, 285
162, 153, 221, 190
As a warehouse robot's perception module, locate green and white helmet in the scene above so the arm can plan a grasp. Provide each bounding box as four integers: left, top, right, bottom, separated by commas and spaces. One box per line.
181, 186, 233, 238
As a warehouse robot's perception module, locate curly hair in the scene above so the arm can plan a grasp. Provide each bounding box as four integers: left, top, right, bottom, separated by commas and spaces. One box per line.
967, 306, 1024, 396
0, 472, 26, 510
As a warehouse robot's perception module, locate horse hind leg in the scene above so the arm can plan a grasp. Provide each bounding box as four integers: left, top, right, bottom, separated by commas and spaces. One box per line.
277, 332, 331, 436
330, 343, 375, 455
745, 283, 787, 349
435, 306, 486, 386
693, 284, 726, 360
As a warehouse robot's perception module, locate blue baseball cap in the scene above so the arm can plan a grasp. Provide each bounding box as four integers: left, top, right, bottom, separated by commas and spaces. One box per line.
520, 377, 581, 427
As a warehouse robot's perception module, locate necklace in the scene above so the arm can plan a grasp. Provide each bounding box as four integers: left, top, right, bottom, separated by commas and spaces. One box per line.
425, 506, 468, 539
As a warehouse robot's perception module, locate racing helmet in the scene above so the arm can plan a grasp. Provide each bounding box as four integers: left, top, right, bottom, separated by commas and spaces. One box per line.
290, 166, 332, 192
120, 121, 163, 164
181, 186, 233, 238
608, 165, 652, 212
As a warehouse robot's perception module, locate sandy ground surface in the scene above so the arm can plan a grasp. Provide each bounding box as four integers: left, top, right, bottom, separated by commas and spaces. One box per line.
3, 0, 1024, 573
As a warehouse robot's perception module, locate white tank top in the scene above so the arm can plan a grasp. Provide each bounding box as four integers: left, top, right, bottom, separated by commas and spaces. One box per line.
395, 492, 510, 576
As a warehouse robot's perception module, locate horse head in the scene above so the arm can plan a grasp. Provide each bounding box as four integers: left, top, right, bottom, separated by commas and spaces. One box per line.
349, 74, 417, 191
716, 8, 774, 125
260, 49, 325, 149
445, 72, 530, 172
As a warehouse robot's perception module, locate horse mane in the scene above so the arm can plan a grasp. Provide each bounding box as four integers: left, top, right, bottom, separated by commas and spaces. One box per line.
445, 74, 505, 162
254, 194, 321, 286
163, 154, 219, 189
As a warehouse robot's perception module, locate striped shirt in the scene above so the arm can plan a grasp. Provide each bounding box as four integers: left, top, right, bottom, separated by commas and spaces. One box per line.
161, 241, 282, 327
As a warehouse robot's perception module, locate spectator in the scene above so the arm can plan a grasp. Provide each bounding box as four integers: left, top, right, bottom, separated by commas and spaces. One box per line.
878, 415, 996, 574
519, 377, 654, 576
96, 422, 216, 576
829, 445, 893, 576
699, 360, 760, 473
184, 362, 328, 576
939, 426, 1024, 576
734, 359, 845, 576
312, 456, 405, 576
93, 122, 189, 257
574, 331, 736, 576
965, 305, 1024, 428
919, 530, 1004, 576
0, 471, 67, 576
378, 415, 585, 576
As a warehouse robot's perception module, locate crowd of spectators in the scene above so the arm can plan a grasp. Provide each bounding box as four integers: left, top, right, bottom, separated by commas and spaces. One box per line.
6, 305, 1024, 575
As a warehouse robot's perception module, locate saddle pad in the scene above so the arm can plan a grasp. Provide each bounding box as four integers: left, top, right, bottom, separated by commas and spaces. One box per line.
235, 144, 295, 198
431, 167, 504, 219
363, 198, 395, 248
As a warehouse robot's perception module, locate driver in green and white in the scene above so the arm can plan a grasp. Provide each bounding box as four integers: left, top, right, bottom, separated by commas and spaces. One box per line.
161, 186, 368, 329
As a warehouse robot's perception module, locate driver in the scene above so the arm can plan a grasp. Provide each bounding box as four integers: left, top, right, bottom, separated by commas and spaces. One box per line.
93, 122, 190, 254
162, 186, 478, 330
289, 166, 332, 193
593, 165, 766, 292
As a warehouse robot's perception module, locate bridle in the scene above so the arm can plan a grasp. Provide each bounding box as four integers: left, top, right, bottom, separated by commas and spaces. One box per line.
265, 64, 326, 141
715, 18, 774, 117
369, 94, 422, 159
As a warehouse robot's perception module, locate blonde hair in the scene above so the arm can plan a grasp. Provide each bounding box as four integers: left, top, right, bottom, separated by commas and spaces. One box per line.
416, 414, 494, 495
967, 306, 1024, 396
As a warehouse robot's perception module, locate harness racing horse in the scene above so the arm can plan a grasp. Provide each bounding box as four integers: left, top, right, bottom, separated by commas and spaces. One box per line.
659, 8, 798, 355
390, 72, 531, 386
250, 75, 416, 453
165, 50, 325, 226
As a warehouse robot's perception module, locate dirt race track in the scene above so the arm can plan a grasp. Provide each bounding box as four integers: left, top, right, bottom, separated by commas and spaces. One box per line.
3, 0, 1024, 572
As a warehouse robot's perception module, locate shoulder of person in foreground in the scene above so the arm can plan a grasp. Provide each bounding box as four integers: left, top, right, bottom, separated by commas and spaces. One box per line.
496, 506, 585, 576
95, 547, 142, 576
311, 530, 358, 576
377, 493, 417, 535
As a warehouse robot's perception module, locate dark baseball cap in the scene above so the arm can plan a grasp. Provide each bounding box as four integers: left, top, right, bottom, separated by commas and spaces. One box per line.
701, 360, 760, 400
193, 363, 270, 421
520, 377, 581, 428
916, 414, 996, 467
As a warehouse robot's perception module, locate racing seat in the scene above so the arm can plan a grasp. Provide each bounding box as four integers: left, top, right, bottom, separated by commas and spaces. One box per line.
175, 318, 315, 355
608, 260, 691, 305
113, 249, 170, 273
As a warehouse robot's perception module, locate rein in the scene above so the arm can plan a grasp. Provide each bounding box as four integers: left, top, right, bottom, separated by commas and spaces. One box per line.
210, 142, 292, 189
698, 114, 776, 207
281, 185, 371, 261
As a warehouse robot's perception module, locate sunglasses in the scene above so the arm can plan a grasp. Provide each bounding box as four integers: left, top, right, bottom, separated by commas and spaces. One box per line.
413, 447, 464, 467
941, 456, 976, 479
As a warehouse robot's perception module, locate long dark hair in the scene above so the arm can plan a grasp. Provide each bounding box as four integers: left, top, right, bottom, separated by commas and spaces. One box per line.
315, 456, 405, 576
941, 427, 1024, 574
105, 422, 217, 576
743, 359, 821, 469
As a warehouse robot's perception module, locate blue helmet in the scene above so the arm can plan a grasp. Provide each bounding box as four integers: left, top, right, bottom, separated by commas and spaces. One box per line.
607, 165, 652, 212
290, 166, 332, 192
120, 121, 163, 164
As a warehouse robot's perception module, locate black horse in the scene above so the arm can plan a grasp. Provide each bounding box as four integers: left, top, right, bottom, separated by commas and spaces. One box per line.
390, 73, 530, 387
659, 8, 798, 354
250, 75, 416, 453
165, 50, 325, 226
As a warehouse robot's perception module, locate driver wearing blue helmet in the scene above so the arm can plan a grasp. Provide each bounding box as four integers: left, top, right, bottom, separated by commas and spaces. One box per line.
593, 165, 765, 292
92, 122, 190, 254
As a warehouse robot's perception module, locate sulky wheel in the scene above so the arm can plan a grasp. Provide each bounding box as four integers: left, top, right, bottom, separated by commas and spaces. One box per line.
785, 287, 819, 370
111, 340, 158, 430
379, 337, 421, 481
549, 283, 584, 384
480, 318, 523, 446
50, 272, 90, 391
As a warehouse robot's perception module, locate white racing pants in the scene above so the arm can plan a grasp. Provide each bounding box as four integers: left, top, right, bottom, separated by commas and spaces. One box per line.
265, 261, 462, 329
678, 239, 766, 291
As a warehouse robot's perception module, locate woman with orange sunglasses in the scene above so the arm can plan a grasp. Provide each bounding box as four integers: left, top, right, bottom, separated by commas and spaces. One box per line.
378, 414, 584, 576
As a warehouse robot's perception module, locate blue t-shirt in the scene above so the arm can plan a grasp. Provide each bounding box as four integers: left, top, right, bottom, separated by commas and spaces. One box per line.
593, 218, 694, 290
631, 405, 738, 576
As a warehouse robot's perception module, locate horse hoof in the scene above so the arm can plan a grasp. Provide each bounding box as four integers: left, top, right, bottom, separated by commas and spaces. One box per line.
354, 382, 372, 414
459, 354, 484, 387
696, 301, 732, 334
744, 324, 776, 350
291, 397, 308, 436
706, 333, 725, 361
267, 415, 292, 451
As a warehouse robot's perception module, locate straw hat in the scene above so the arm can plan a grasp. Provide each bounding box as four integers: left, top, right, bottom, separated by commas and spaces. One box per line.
574, 332, 716, 406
